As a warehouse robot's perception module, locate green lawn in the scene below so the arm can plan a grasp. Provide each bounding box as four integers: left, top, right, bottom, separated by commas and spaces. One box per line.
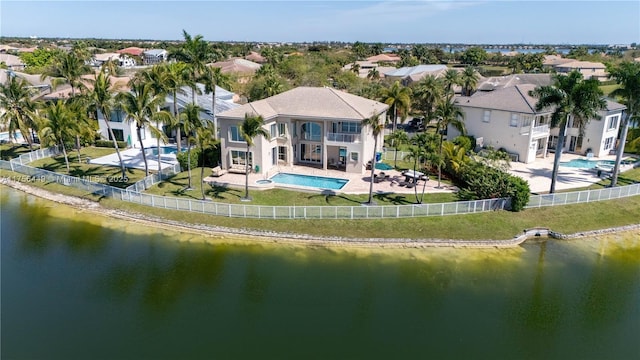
3, 166, 639, 240
0, 143, 35, 160
27, 147, 147, 188
146, 167, 458, 205
599, 84, 620, 96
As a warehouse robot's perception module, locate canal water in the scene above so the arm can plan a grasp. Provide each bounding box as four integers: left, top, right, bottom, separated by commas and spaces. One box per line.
2, 188, 639, 359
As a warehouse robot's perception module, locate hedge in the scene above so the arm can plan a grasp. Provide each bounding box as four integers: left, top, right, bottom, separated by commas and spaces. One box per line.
95, 140, 129, 148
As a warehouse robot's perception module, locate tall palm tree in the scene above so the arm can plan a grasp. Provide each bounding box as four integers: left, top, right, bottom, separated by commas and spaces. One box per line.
240, 113, 270, 200
200, 65, 231, 139
434, 94, 465, 188
362, 113, 385, 205
386, 129, 408, 168
117, 80, 167, 177
367, 67, 380, 81
37, 100, 78, 173
0, 75, 38, 150
180, 103, 204, 190
195, 121, 219, 200
380, 81, 411, 131
170, 30, 212, 102
460, 66, 479, 96
351, 62, 361, 75
165, 62, 191, 153
88, 69, 127, 178
412, 75, 443, 124
443, 69, 461, 95
403, 144, 426, 203
529, 71, 606, 193
606, 62, 640, 187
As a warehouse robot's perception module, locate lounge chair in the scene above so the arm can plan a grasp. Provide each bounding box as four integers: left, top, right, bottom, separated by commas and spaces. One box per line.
211, 166, 227, 177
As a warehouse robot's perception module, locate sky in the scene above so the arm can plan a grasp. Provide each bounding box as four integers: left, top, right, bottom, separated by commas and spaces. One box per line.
1, 0, 639, 45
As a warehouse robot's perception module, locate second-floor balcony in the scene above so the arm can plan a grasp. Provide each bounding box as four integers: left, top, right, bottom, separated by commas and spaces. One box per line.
520, 124, 550, 136
327, 132, 361, 143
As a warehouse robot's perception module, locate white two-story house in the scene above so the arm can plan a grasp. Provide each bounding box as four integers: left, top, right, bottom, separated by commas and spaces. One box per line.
216, 87, 388, 175
450, 84, 626, 163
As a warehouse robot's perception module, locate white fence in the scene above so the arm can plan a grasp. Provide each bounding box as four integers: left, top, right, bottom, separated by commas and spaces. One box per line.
126, 163, 181, 192
9, 145, 63, 166
1, 147, 639, 220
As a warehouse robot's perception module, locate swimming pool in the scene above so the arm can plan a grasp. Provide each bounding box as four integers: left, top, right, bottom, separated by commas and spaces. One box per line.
269, 173, 348, 190
0, 131, 25, 142
145, 146, 185, 156
560, 159, 615, 169
375, 162, 394, 170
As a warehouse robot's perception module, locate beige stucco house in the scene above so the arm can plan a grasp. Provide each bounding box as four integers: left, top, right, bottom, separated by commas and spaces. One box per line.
216, 87, 388, 175
450, 85, 625, 163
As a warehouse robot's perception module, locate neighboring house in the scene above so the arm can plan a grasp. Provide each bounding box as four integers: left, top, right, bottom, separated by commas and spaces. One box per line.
0, 69, 51, 97
117, 47, 144, 57
96, 83, 238, 149
209, 58, 262, 83
91, 53, 136, 68
245, 51, 267, 64
342, 60, 395, 79
476, 74, 552, 92
366, 54, 401, 64
542, 55, 573, 69
216, 87, 388, 175
0, 54, 26, 71
0, 45, 19, 53
142, 49, 168, 65
554, 61, 608, 81
450, 85, 626, 163
383, 64, 448, 85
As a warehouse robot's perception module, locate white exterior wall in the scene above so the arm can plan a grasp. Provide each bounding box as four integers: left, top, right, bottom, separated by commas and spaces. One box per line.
552, 110, 623, 157
97, 110, 168, 149
218, 113, 384, 175
452, 106, 545, 163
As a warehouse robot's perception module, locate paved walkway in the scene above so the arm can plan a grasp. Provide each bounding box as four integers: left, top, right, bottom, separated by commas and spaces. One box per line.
89, 147, 178, 171
507, 152, 635, 193
204, 164, 457, 195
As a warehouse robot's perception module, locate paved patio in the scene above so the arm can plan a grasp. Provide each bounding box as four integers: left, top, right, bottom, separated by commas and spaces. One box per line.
204, 164, 458, 195
89, 147, 179, 171
507, 152, 636, 193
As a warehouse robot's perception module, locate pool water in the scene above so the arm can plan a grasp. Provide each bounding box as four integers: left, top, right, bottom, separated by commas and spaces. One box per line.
0, 131, 25, 142
560, 159, 615, 169
270, 173, 348, 190
146, 146, 185, 156
375, 162, 394, 170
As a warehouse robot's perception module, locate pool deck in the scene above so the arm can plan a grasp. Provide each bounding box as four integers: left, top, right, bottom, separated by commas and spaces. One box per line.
507, 152, 636, 193
89, 147, 179, 171
204, 164, 458, 195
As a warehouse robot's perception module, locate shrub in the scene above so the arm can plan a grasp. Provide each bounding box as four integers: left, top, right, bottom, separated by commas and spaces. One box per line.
456, 161, 530, 212
95, 140, 128, 148
176, 148, 200, 170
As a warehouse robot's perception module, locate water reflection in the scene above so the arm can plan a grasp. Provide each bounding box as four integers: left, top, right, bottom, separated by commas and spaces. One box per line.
1, 188, 639, 359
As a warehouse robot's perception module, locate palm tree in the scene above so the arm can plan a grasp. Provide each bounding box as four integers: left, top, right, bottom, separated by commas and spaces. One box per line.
434, 94, 465, 188
403, 144, 426, 203
0, 75, 38, 150
529, 71, 606, 193
412, 75, 444, 124
195, 121, 219, 200
443, 69, 461, 95
386, 129, 408, 168
180, 103, 204, 190
41, 51, 91, 155
380, 81, 411, 131
88, 69, 127, 178
367, 67, 380, 81
165, 62, 191, 153
606, 62, 640, 187
362, 113, 385, 205
351, 62, 360, 75
117, 80, 167, 177
239, 114, 270, 200
170, 30, 212, 102
460, 66, 479, 96
37, 100, 78, 173
200, 65, 231, 139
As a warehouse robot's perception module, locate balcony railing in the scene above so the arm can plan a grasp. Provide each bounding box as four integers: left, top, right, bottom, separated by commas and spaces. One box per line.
327, 132, 361, 143
520, 124, 550, 136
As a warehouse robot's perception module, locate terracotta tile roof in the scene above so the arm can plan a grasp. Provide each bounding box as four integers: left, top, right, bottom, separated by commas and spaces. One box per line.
117, 47, 144, 56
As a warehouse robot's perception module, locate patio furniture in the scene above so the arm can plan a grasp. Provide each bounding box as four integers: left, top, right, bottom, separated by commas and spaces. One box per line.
211, 166, 227, 177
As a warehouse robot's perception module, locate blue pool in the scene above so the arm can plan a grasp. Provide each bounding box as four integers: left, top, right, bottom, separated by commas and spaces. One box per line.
146, 146, 185, 156
270, 173, 348, 190
375, 162, 394, 170
560, 159, 615, 169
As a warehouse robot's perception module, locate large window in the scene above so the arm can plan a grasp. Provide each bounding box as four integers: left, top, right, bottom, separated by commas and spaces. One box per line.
300, 143, 322, 163
510, 113, 519, 127
109, 109, 124, 123
521, 115, 533, 128
278, 146, 286, 161
229, 126, 242, 142
278, 123, 286, 137
604, 137, 615, 150
607, 115, 619, 131
270, 124, 277, 138
109, 129, 124, 142
301, 122, 322, 141
231, 150, 252, 166
333, 121, 361, 133
482, 110, 491, 123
